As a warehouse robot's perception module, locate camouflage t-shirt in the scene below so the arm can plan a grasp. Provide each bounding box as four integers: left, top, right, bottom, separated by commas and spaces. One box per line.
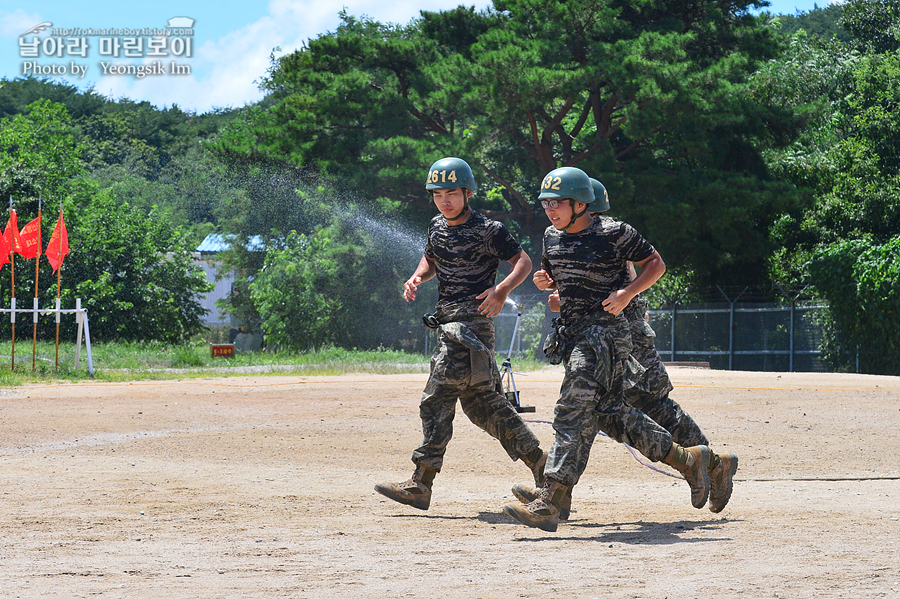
425, 210, 522, 307
541, 215, 655, 323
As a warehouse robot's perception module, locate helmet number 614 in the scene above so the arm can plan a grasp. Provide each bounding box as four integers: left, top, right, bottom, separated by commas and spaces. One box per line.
430, 169, 458, 183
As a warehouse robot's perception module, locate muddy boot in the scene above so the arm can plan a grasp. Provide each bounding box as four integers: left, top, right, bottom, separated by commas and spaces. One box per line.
520, 447, 547, 488
374, 464, 436, 511
707, 452, 738, 513
502, 480, 570, 532
511, 483, 572, 520
663, 443, 710, 509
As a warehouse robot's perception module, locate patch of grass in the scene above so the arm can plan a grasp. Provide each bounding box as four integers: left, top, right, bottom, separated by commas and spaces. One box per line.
0, 340, 548, 386
172, 344, 206, 368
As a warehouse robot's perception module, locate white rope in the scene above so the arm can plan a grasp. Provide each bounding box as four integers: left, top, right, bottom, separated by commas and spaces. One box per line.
525, 418, 683, 480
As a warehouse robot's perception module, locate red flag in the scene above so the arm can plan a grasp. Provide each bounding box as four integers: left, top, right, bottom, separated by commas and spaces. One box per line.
19, 216, 42, 259
0, 228, 8, 267
4, 210, 23, 256
45, 213, 69, 273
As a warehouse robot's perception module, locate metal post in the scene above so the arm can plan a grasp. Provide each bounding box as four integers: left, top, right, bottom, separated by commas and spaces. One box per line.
729, 300, 735, 370
670, 302, 677, 362
506, 308, 521, 359
75, 298, 83, 369
83, 309, 94, 376
718, 286, 748, 371
789, 297, 795, 372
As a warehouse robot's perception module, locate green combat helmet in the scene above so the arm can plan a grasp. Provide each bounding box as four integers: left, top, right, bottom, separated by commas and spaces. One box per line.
425, 157, 476, 193
590, 178, 610, 212
426, 157, 476, 222
538, 166, 595, 231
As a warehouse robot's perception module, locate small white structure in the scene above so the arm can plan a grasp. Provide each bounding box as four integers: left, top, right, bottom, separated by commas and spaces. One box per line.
194, 233, 264, 325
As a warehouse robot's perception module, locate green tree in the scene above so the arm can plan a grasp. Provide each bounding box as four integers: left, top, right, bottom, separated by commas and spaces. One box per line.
0, 98, 84, 203
749, 31, 856, 284
59, 190, 213, 343
776, 4, 850, 41
249, 230, 338, 349
0, 92, 252, 346
212, 1, 800, 286
754, 0, 900, 372
840, 0, 900, 53
761, 37, 900, 269
249, 216, 430, 351
806, 237, 900, 374
0, 76, 109, 120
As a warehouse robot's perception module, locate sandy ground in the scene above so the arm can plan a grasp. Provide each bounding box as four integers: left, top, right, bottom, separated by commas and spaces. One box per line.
1, 366, 899, 599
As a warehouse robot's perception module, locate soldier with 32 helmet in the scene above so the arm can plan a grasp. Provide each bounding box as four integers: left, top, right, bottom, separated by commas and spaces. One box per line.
512, 176, 738, 522
375, 157, 547, 512
596, 176, 738, 514
502, 166, 711, 532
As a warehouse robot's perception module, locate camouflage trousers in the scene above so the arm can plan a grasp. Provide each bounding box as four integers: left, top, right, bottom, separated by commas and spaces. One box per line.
623, 307, 709, 448
544, 317, 673, 488
412, 315, 540, 472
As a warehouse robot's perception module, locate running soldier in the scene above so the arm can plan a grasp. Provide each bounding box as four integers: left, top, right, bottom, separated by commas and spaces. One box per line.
611, 189, 737, 512
502, 167, 710, 532
375, 157, 546, 511
515, 178, 737, 519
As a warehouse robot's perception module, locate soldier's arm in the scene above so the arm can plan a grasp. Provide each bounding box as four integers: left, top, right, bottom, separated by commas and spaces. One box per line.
602, 251, 665, 315
477, 250, 532, 317
403, 255, 436, 302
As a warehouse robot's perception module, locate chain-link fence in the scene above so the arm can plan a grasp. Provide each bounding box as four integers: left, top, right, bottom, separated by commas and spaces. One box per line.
645, 285, 830, 372
646, 300, 828, 372
422, 288, 832, 373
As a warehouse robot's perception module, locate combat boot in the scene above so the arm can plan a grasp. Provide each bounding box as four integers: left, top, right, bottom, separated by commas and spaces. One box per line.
511, 483, 572, 520
707, 452, 738, 513
502, 480, 570, 532
374, 463, 436, 510
663, 443, 710, 509
521, 447, 547, 488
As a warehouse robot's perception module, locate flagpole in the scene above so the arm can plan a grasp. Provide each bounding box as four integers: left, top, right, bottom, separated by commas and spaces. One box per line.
32, 198, 42, 370
9, 197, 15, 371
55, 201, 62, 370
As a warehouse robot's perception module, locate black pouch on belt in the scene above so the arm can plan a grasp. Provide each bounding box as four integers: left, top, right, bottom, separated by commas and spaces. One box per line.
542, 318, 565, 365
422, 313, 441, 330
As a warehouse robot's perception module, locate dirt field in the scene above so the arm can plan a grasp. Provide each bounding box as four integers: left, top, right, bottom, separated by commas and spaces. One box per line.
1, 366, 898, 599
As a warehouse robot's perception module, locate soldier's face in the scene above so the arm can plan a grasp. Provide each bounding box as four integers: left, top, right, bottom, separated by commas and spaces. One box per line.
544, 198, 579, 229
432, 188, 469, 219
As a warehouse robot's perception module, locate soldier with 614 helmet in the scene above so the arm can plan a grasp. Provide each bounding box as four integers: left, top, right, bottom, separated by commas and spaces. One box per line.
375, 157, 547, 512
502, 166, 711, 532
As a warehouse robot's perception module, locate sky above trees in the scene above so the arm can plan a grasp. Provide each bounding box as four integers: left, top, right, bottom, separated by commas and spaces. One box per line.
1, 0, 836, 113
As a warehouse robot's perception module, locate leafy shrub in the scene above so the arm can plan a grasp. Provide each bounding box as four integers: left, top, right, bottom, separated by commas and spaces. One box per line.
806, 235, 900, 374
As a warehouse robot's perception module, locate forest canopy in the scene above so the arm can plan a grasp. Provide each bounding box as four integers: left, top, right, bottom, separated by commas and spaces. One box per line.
2, 0, 899, 373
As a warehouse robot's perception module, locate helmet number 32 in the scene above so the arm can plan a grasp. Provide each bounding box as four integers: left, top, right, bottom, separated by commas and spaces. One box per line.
430, 169, 458, 183
542, 175, 562, 190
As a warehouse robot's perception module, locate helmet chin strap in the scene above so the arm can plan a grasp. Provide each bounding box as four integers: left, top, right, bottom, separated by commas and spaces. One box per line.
560, 200, 589, 232
446, 207, 470, 222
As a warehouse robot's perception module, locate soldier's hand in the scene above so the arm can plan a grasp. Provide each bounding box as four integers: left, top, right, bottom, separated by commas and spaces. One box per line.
476, 287, 505, 317
548, 290, 560, 312
602, 289, 632, 316
533, 270, 556, 291
403, 276, 422, 302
